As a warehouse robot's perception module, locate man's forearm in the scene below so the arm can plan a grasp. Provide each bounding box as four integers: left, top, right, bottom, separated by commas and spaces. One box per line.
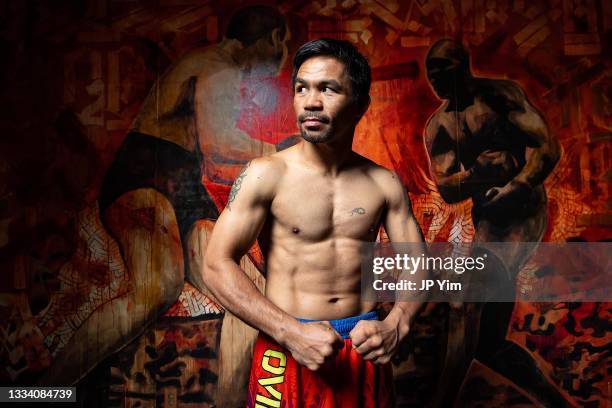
383, 244, 430, 342
204, 258, 300, 344
507, 105, 560, 189
512, 146, 560, 188
384, 301, 422, 341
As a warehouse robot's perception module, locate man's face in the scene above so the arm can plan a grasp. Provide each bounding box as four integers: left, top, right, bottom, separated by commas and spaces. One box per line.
293, 56, 359, 144
426, 57, 461, 99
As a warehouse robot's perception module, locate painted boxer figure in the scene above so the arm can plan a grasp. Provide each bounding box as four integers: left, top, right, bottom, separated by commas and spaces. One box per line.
424, 39, 564, 406
43, 6, 290, 405
203, 38, 425, 406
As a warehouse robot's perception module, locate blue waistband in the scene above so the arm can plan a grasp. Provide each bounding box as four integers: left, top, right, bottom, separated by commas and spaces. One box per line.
297, 310, 379, 339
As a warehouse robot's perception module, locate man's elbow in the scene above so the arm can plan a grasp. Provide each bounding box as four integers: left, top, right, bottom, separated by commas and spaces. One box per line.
202, 254, 223, 292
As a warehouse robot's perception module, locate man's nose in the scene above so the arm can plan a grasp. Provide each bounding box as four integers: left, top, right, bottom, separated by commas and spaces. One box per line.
304, 90, 323, 110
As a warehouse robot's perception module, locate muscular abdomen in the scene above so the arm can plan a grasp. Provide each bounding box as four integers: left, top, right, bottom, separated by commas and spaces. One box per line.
263, 234, 377, 320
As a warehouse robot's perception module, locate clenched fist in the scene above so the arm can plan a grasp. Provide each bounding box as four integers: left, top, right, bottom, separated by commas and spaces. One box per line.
349, 320, 400, 365
282, 321, 345, 371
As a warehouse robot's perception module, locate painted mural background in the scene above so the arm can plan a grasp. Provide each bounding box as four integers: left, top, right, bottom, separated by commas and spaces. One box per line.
0, 0, 609, 407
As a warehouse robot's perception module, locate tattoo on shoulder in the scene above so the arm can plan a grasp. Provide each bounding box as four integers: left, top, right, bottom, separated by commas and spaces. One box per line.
350, 207, 366, 216
227, 161, 250, 211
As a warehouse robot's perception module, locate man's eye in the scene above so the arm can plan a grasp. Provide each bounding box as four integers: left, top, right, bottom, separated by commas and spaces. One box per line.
323, 87, 335, 93
296, 86, 306, 93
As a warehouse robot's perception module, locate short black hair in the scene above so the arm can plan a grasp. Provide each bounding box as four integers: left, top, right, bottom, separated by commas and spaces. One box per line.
292, 38, 371, 106
226, 6, 286, 47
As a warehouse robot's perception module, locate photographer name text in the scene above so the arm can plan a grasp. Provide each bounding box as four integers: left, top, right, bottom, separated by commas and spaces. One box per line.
373, 279, 461, 291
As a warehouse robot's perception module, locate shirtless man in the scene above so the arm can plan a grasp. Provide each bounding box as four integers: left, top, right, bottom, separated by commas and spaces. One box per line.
101, 5, 289, 237
39, 7, 289, 401
424, 39, 564, 406
95, 7, 290, 406
128, 5, 287, 185
203, 38, 425, 406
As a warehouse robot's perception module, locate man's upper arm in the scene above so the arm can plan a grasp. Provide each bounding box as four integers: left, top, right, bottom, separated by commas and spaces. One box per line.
206, 158, 279, 262
378, 170, 424, 243
424, 115, 462, 182
500, 81, 560, 183
499, 82, 547, 144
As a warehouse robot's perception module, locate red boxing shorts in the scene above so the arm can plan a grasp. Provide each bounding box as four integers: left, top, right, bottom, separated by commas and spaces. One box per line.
247, 311, 395, 407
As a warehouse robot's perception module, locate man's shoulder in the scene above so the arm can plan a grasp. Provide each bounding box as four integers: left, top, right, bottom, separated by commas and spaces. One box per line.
181, 44, 234, 64
227, 156, 286, 205
477, 78, 527, 110
370, 166, 407, 208
368, 165, 402, 186
424, 102, 448, 138
156, 46, 235, 92
428, 100, 450, 119
245, 155, 287, 181
354, 157, 403, 196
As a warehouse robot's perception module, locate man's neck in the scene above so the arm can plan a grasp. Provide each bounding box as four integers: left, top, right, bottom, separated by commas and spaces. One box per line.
298, 134, 355, 176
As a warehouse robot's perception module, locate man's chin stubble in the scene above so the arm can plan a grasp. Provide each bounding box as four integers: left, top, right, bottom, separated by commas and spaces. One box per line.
300, 128, 332, 144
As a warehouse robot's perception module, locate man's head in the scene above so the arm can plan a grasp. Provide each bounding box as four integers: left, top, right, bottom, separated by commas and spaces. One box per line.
226, 6, 289, 75
292, 38, 371, 144
425, 39, 472, 99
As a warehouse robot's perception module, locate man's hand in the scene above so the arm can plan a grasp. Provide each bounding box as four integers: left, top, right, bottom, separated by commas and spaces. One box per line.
482, 179, 533, 211
282, 321, 345, 371
349, 319, 402, 365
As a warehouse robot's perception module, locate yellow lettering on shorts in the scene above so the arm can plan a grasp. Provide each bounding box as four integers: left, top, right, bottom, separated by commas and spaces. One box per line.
261, 349, 286, 375
256, 349, 286, 406
258, 375, 284, 400
256, 394, 281, 407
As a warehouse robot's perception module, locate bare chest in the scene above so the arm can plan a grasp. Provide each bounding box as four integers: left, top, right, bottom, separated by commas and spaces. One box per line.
270, 172, 385, 241
432, 100, 527, 166
436, 100, 500, 145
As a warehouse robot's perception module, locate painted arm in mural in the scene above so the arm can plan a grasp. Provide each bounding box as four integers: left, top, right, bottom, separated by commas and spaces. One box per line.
481, 82, 561, 208
424, 112, 516, 204
202, 158, 344, 371
195, 68, 276, 181
349, 170, 427, 364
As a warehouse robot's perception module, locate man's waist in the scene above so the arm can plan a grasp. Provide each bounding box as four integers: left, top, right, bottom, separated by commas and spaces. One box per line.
296, 310, 380, 339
